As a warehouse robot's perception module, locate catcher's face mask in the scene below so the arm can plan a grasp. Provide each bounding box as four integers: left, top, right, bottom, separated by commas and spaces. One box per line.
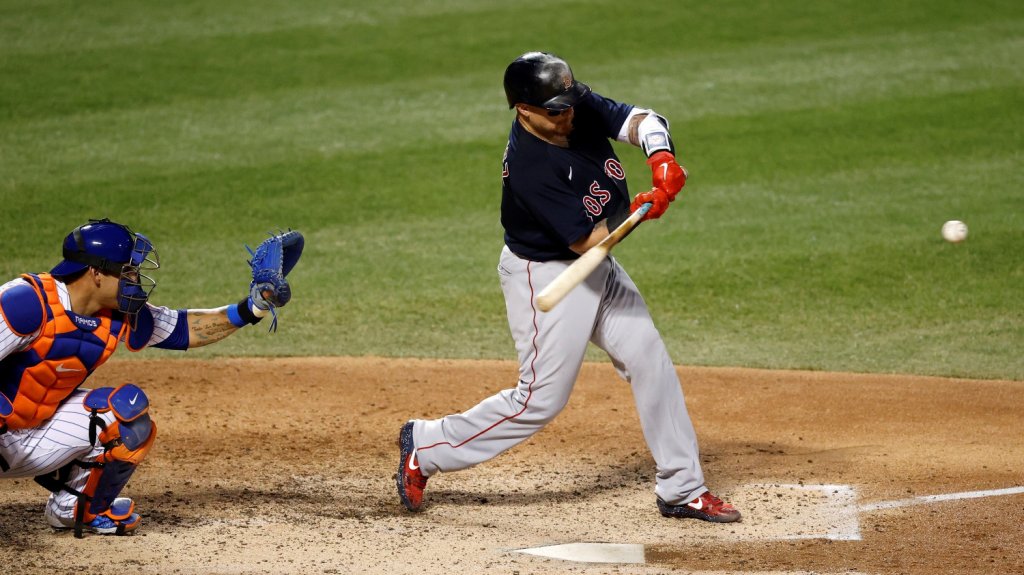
116, 232, 159, 317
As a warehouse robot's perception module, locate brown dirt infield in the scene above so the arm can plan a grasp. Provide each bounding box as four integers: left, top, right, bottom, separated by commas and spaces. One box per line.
2, 357, 1022, 574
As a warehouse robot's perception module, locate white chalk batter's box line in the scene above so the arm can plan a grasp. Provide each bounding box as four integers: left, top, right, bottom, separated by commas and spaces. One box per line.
512, 484, 1024, 565
744, 483, 1024, 541
744, 483, 860, 541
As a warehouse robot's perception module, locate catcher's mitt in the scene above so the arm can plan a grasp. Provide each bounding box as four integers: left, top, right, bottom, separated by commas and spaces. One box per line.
247, 229, 304, 331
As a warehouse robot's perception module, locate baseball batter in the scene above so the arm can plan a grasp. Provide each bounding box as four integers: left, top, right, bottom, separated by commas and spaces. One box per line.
0, 219, 301, 536
397, 52, 740, 523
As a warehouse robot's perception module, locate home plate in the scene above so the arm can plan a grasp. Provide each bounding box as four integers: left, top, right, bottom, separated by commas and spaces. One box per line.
515, 543, 645, 564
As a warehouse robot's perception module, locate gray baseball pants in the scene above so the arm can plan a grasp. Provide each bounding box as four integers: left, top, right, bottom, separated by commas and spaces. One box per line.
412, 245, 707, 504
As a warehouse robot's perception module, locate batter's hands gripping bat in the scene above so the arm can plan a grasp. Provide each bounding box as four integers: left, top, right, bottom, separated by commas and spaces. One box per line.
535, 202, 652, 312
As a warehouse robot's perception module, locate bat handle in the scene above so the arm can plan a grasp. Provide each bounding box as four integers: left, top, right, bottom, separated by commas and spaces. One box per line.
535, 200, 656, 312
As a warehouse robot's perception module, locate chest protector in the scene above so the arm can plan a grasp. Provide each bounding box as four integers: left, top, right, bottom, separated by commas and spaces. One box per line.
2, 273, 133, 430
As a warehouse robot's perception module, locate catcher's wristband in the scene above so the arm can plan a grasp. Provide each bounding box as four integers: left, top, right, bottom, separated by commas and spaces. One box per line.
227, 297, 270, 327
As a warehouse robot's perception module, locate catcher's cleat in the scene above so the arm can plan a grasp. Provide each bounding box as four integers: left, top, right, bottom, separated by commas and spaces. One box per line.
396, 421, 428, 512
80, 512, 141, 535
657, 491, 742, 523
51, 498, 142, 536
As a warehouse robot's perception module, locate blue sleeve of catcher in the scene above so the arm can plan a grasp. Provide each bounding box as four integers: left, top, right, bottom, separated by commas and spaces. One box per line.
151, 310, 190, 350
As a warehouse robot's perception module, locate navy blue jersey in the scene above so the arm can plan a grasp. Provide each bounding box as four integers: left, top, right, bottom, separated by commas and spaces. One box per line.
501, 91, 635, 261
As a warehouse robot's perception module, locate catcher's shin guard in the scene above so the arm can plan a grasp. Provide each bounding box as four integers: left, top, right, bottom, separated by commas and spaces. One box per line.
73, 384, 156, 537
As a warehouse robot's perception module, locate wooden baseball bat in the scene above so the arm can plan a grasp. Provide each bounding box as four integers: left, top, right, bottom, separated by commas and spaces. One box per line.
535, 202, 652, 312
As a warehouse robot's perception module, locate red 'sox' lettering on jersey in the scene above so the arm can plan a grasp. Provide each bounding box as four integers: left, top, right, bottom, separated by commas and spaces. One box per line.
604, 159, 625, 180
583, 181, 612, 218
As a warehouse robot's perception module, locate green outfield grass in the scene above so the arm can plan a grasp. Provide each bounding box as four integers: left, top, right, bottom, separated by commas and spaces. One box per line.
2, 0, 1021, 379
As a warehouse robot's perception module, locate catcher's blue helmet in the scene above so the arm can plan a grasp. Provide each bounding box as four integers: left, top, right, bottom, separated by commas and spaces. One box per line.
51, 218, 160, 315
503, 51, 591, 111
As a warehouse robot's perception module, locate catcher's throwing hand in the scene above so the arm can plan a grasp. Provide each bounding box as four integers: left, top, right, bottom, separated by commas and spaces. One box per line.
247, 229, 304, 330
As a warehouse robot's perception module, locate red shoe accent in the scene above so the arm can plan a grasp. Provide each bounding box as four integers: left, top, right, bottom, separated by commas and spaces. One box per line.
658, 490, 742, 523
397, 421, 428, 511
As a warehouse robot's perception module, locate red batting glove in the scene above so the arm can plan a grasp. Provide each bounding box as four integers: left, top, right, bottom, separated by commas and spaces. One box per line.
630, 187, 670, 221
647, 151, 687, 201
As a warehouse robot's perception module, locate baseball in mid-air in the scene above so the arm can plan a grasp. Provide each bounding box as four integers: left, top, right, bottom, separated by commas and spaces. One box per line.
941, 220, 968, 243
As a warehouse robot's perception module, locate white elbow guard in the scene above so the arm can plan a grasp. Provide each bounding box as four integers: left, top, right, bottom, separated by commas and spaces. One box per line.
637, 112, 674, 157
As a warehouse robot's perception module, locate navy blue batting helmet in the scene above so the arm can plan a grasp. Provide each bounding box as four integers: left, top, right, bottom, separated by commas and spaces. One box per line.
51, 218, 159, 315
503, 52, 591, 111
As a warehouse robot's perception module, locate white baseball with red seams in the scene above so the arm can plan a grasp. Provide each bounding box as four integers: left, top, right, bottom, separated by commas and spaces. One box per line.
941, 220, 968, 243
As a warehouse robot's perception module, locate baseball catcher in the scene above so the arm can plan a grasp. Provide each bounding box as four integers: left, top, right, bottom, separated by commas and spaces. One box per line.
0, 219, 303, 537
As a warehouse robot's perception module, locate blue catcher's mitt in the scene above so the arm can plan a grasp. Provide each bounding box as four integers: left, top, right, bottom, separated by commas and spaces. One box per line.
247, 229, 304, 331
